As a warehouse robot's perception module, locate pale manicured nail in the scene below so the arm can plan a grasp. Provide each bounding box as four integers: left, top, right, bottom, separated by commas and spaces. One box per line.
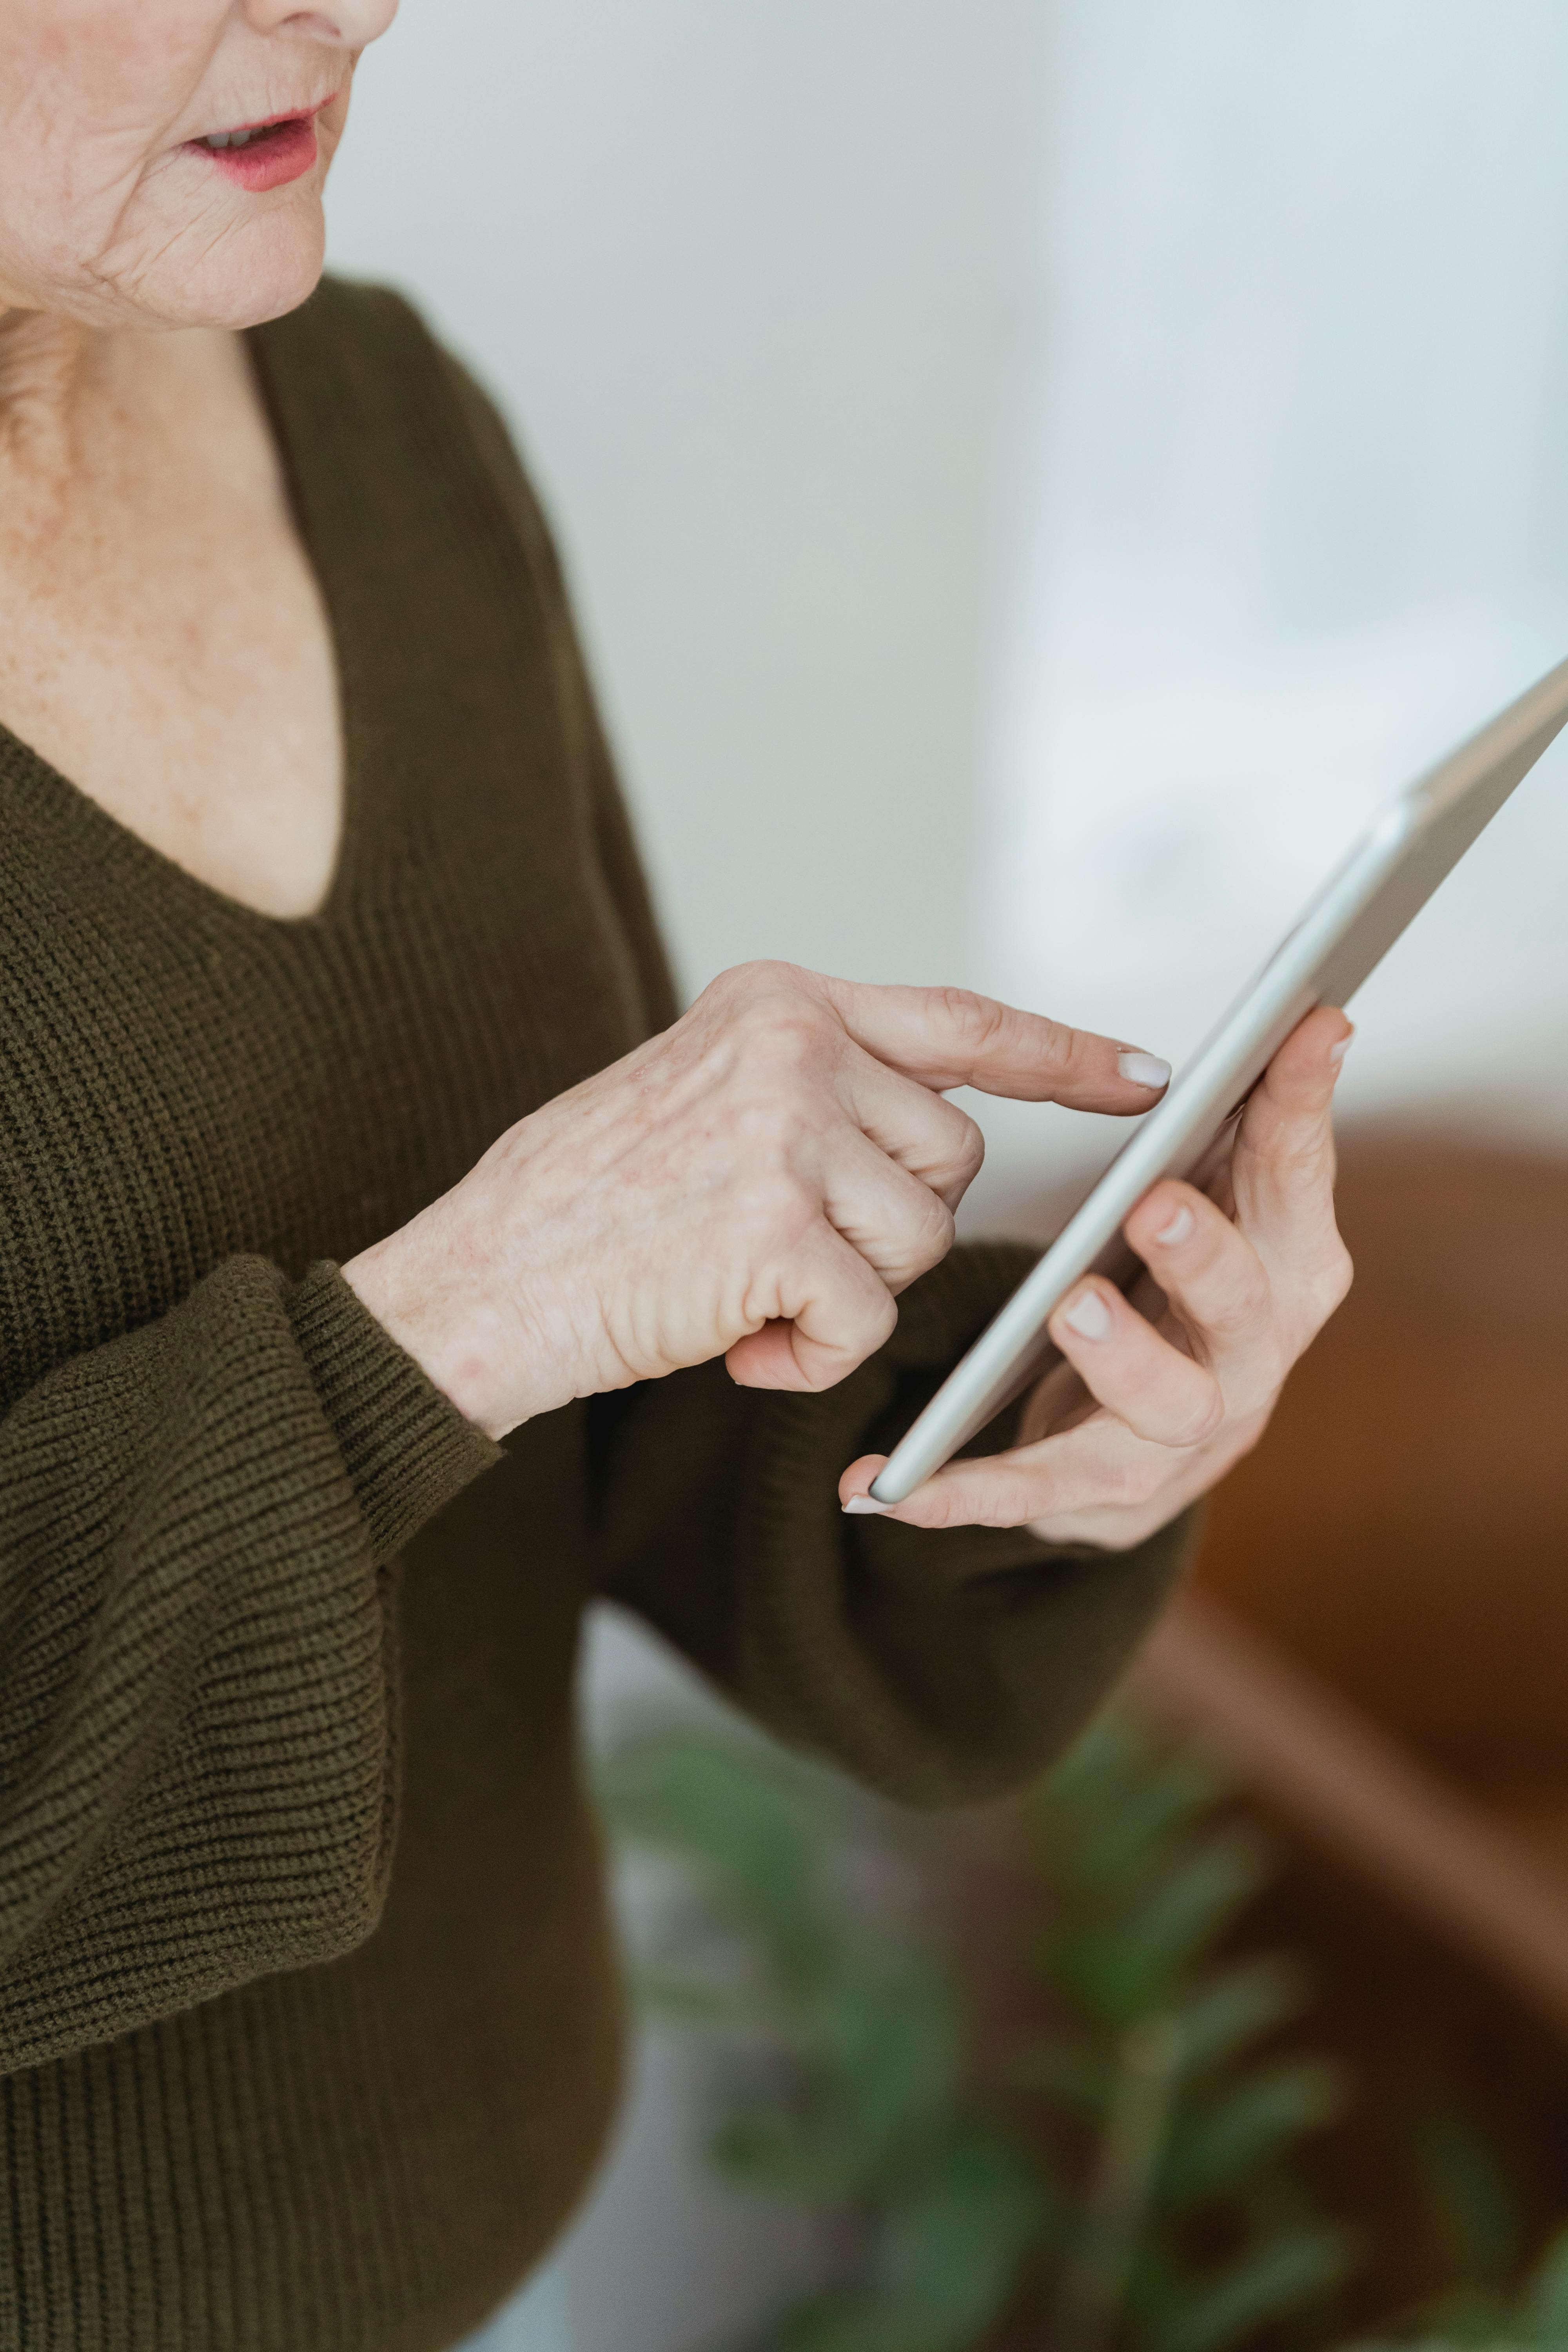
1328, 1032, 1354, 1070
1062, 1285, 1113, 1341
1156, 1203, 1195, 1247
1118, 1049, 1172, 1091
843, 1495, 894, 1515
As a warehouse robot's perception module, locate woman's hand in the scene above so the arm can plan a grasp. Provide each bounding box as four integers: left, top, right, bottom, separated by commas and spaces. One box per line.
342, 961, 1171, 1441
840, 1006, 1354, 1550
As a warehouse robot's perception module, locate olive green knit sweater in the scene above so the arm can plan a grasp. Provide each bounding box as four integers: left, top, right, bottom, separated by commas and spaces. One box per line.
0, 278, 1191, 2352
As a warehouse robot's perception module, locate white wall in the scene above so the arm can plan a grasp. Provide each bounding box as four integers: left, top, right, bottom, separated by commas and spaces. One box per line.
972, 0, 1568, 1230
327, 0, 1041, 1003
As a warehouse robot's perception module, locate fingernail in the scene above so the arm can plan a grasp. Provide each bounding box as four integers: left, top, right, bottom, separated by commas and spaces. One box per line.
1328, 1031, 1354, 1071
1062, 1285, 1113, 1341
1155, 1203, 1195, 1247
843, 1495, 894, 1515
1119, 1049, 1172, 1091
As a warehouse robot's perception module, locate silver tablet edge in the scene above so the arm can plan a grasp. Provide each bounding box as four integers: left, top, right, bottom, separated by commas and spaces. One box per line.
869, 818, 1406, 1500
869, 652, 1568, 1505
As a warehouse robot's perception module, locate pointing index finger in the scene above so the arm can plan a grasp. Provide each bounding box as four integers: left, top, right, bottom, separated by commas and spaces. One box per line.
814, 976, 1171, 1113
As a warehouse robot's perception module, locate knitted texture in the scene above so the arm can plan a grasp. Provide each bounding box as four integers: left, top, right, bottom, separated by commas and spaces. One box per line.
0, 279, 1194, 2350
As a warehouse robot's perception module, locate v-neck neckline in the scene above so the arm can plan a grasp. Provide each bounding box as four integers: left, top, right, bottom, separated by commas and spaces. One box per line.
0, 316, 362, 939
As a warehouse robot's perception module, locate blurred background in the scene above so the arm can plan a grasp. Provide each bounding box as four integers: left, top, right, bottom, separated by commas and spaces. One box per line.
324, 4, 1568, 2346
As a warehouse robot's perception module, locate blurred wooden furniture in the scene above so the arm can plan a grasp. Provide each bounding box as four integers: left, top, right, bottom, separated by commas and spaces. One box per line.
1197, 1134, 1568, 1857
1168, 1134, 1568, 2311
1131, 1593, 1568, 2041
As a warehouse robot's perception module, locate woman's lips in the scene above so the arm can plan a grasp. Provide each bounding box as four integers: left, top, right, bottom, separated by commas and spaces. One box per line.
187, 111, 321, 193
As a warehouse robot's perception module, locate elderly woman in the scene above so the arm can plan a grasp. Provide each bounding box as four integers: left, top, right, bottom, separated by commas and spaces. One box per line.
0, 4, 1353, 2347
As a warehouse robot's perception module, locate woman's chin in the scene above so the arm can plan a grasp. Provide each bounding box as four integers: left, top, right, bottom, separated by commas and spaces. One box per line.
139, 206, 331, 333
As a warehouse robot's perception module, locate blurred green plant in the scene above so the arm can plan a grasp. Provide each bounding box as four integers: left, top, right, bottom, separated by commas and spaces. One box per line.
597, 1710, 1350, 2352
1020, 1715, 1353, 2352
598, 1725, 1038, 2352
1349, 2224, 1568, 2352
1349, 2108, 1568, 2352
1414, 2105, 1527, 2308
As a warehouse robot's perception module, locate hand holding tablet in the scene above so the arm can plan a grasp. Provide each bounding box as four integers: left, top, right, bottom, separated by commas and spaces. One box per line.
842, 1002, 1352, 1547
845, 652, 1568, 1535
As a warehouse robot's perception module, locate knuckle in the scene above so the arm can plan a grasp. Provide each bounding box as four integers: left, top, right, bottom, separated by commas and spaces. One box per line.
798, 1351, 851, 1395
904, 1187, 955, 1271
697, 961, 769, 1022
1281, 1241, 1353, 1345
1209, 1256, 1270, 1334
722, 956, 807, 999
1313, 1240, 1354, 1319
831, 1262, 898, 1348
916, 1486, 964, 1531
1167, 1381, 1225, 1448
933, 985, 1007, 1056
729, 1016, 833, 1113
761, 1011, 829, 1072
979, 1482, 1030, 1528
715, 961, 819, 1038
1103, 1454, 1162, 1511
740, 1169, 815, 1250
933, 1473, 1019, 1529
1055, 1019, 1093, 1071
950, 1110, 985, 1183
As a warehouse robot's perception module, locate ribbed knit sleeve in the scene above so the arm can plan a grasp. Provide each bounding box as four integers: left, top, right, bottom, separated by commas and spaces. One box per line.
593, 1242, 1196, 1808
0, 1257, 499, 2073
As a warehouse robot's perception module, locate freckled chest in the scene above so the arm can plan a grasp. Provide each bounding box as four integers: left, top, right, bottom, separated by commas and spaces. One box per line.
0, 327, 346, 920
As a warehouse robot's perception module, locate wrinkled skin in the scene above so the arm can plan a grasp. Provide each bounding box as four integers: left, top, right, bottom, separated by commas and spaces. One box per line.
0, 0, 394, 332
0, 3, 397, 918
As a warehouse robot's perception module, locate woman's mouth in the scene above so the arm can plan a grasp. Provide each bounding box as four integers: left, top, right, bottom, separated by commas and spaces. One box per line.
187, 108, 325, 193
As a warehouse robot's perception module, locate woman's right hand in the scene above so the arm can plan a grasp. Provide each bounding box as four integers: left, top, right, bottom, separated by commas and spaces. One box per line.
341, 960, 1171, 1440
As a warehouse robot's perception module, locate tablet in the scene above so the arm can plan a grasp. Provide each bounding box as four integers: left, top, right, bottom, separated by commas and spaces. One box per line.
869, 651, 1568, 1506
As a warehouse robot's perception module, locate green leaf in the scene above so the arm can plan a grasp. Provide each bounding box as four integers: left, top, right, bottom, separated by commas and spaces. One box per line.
803, 1949, 964, 2167
1136, 2222, 1354, 2352
704, 1953, 967, 2199
1094, 1770, 1234, 1895
597, 1731, 836, 1982
1357, 2338, 1538, 2352
710, 2112, 860, 2202
777, 2128, 1046, 2352
1410, 2286, 1520, 2347
1415, 2109, 1525, 2287
1159, 2063, 1346, 2205
1013, 2038, 1113, 2116
880, 2126, 1049, 2332
1166, 1958, 1310, 2082
780, 2302, 951, 2352
1524, 2227, 1568, 2339
1045, 1829, 1274, 2027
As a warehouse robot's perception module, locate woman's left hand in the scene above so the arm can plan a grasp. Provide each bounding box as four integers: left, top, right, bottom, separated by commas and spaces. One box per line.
839, 1005, 1354, 1551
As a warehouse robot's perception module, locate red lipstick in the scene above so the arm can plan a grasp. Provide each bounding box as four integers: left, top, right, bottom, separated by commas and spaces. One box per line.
187, 105, 325, 193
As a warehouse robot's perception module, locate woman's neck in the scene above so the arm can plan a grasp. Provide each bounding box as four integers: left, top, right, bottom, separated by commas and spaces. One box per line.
0, 307, 103, 494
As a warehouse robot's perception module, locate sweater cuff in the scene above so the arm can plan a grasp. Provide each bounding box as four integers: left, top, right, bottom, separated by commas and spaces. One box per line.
285, 1261, 504, 1560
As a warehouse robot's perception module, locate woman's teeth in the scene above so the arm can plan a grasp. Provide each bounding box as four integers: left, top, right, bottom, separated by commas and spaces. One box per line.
203, 126, 274, 150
